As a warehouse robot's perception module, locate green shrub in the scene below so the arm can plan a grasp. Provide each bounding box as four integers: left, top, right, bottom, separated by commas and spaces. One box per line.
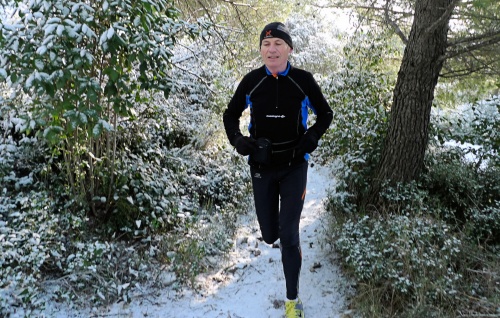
326, 90, 500, 317
431, 95, 499, 169
465, 203, 500, 245
421, 150, 500, 244
0, 74, 252, 317
335, 213, 463, 310
317, 31, 394, 210
0, 135, 68, 316
421, 159, 482, 222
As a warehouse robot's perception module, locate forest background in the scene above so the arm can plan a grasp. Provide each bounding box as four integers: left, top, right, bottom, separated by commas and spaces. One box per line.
0, 0, 499, 317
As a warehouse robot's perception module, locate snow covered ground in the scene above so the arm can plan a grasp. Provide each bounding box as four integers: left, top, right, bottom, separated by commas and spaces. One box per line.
47, 163, 351, 318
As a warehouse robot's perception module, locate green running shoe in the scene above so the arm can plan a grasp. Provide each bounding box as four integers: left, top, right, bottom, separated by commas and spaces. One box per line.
285, 298, 304, 318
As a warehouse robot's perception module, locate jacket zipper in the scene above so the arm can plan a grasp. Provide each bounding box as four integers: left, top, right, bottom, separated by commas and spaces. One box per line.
275, 75, 279, 109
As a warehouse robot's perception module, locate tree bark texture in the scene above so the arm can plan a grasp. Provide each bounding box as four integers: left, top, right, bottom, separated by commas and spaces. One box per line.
373, 0, 456, 188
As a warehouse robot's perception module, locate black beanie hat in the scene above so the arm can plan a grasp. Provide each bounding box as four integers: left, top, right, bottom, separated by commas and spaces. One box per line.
260, 22, 293, 49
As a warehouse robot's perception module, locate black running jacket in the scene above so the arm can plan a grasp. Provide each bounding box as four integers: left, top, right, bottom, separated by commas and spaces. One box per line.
223, 62, 333, 167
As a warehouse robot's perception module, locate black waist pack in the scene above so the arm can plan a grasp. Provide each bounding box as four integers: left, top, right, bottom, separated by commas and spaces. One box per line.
253, 138, 272, 165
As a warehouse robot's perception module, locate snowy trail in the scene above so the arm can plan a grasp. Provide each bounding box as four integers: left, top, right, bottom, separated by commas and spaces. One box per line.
49, 164, 349, 318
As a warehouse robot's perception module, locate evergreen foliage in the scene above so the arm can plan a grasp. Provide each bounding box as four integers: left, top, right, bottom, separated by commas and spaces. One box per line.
1, 1, 499, 317
0, 1, 250, 316
324, 43, 500, 315
0, 0, 205, 216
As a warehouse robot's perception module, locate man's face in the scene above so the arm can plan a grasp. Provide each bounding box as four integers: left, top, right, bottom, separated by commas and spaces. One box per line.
260, 38, 292, 72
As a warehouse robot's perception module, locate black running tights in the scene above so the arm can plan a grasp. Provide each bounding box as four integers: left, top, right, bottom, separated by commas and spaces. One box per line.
250, 161, 308, 300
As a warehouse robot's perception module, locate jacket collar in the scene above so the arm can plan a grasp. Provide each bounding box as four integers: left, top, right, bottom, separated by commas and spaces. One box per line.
265, 62, 291, 77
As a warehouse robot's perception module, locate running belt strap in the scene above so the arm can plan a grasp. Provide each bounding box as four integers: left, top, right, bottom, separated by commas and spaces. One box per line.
271, 138, 299, 153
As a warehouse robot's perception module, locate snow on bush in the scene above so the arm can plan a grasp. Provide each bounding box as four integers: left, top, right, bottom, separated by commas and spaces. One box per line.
431, 95, 500, 169
316, 31, 395, 211
321, 29, 499, 316
0, 29, 251, 318
336, 213, 462, 301
0, 97, 249, 317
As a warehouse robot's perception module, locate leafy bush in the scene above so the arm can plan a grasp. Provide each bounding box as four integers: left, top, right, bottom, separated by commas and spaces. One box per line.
0, 127, 67, 316
431, 95, 500, 169
324, 53, 500, 316
0, 114, 250, 317
329, 168, 500, 316
421, 159, 483, 222
465, 203, 500, 245
420, 158, 500, 244
0, 0, 207, 221
424, 102, 500, 243
1, 54, 251, 318
333, 209, 499, 317
317, 31, 395, 209
335, 213, 463, 312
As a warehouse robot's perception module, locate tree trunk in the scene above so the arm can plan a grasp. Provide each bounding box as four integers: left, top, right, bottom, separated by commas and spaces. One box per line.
369, 0, 456, 201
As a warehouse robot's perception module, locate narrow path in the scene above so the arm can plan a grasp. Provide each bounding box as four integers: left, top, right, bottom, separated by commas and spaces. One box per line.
119, 164, 348, 317
50, 164, 350, 317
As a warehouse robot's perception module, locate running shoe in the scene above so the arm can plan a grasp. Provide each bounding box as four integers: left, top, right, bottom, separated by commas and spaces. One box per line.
285, 298, 304, 318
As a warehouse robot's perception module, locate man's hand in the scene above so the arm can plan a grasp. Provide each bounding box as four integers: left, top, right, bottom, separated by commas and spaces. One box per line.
234, 135, 258, 156
296, 129, 319, 155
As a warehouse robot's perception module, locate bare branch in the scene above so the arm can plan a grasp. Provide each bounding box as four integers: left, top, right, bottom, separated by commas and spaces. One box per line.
315, 1, 413, 43
172, 63, 216, 95
441, 46, 500, 78
441, 54, 499, 78
424, 0, 460, 35
384, 0, 408, 44
444, 35, 500, 60
315, 1, 408, 15
219, 0, 254, 7
448, 30, 500, 47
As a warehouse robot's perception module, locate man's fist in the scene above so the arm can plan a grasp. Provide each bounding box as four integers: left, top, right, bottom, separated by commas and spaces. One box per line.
296, 129, 319, 155
234, 135, 258, 156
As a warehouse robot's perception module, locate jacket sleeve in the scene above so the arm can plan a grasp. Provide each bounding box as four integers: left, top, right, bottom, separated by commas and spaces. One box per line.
305, 72, 333, 138
223, 77, 248, 146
